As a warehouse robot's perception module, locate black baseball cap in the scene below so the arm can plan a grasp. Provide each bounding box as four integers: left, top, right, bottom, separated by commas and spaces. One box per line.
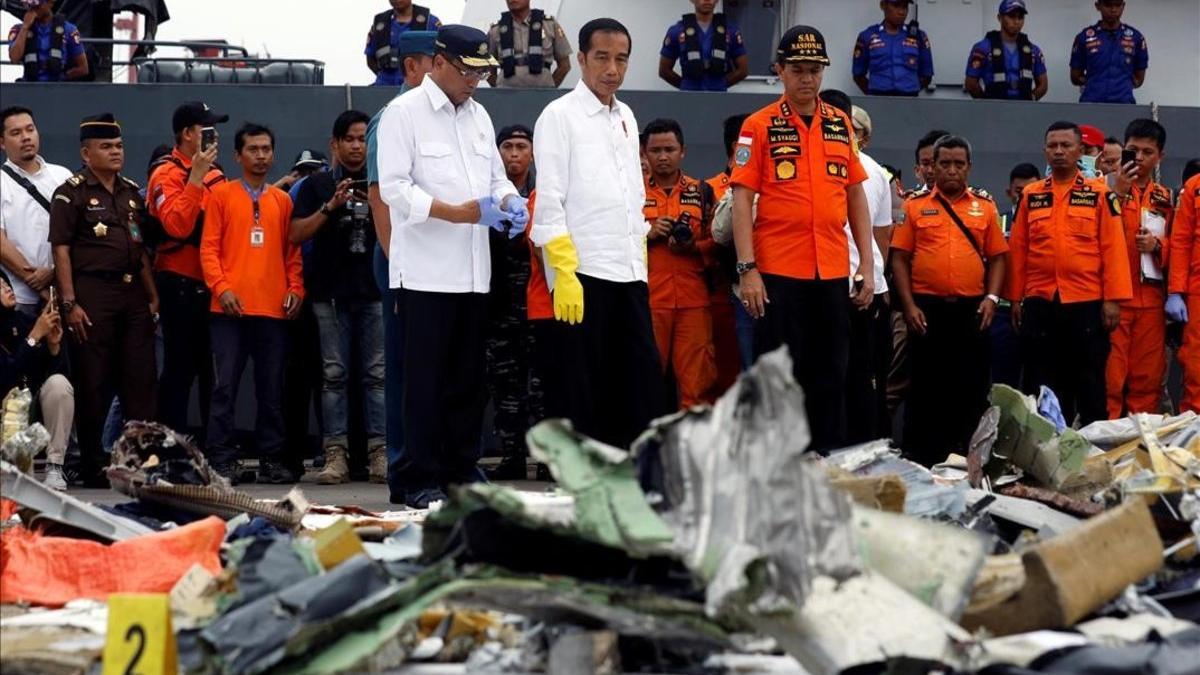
777, 25, 831, 66
496, 124, 533, 146
435, 25, 499, 68
172, 101, 229, 134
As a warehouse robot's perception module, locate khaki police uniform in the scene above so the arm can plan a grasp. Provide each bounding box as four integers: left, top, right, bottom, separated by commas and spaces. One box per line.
487, 11, 571, 88
49, 167, 157, 471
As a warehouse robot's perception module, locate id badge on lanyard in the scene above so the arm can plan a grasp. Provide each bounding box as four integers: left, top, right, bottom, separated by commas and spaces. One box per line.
242, 180, 266, 248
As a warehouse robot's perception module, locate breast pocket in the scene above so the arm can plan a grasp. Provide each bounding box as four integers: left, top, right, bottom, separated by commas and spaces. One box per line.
1027, 209, 1054, 243
914, 217, 946, 253
1067, 207, 1098, 241
418, 141, 458, 180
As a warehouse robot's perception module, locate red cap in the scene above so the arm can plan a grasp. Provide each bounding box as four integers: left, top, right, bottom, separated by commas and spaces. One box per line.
1080, 124, 1105, 148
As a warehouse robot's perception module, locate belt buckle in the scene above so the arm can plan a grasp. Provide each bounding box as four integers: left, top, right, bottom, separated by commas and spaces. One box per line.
122, 273, 133, 284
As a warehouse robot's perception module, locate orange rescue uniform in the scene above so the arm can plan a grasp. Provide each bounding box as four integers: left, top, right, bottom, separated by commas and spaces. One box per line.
199, 181, 304, 319
148, 148, 226, 280
892, 186, 1009, 296
644, 173, 716, 406
524, 191, 553, 321
1006, 173, 1132, 304
703, 170, 741, 398
1169, 174, 1200, 412
1106, 180, 1173, 418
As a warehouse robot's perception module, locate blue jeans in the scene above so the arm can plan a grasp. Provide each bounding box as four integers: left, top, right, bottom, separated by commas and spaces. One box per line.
373, 244, 407, 491
207, 315, 289, 466
312, 299, 386, 448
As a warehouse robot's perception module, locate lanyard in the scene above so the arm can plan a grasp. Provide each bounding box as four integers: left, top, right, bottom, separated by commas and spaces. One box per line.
240, 179, 264, 225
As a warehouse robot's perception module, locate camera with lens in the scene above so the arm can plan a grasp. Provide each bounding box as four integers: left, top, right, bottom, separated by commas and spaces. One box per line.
670, 212, 694, 245
338, 198, 370, 226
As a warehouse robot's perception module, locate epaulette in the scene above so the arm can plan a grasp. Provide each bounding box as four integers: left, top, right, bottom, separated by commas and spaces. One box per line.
66, 173, 84, 186
1150, 184, 1173, 207
904, 186, 931, 200
120, 175, 141, 190
968, 186, 994, 202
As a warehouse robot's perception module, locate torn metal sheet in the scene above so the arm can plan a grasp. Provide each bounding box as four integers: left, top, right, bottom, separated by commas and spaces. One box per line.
753, 573, 972, 673
525, 420, 675, 557
1, 422, 48, 474
965, 489, 1083, 538
968, 406, 1001, 487
0, 459, 154, 541
1075, 614, 1199, 646
633, 347, 860, 617
997, 484, 1104, 518
989, 385, 1090, 489
0, 599, 108, 634
851, 505, 989, 619
1079, 412, 1199, 448
830, 448, 968, 518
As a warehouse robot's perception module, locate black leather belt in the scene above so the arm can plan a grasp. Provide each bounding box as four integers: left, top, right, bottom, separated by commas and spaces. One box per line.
78, 270, 137, 283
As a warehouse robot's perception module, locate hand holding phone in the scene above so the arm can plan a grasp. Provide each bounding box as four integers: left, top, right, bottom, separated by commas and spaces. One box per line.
201, 126, 217, 152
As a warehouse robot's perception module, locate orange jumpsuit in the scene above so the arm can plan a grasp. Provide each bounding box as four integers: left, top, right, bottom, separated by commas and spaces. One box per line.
645, 173, 717, 407
1168, 174, 1200, 412
704, 170, 740, 399
1105, 180, 1173, 418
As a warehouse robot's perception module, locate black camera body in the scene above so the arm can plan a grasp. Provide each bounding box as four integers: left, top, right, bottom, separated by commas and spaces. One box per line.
671, 212, 694, 244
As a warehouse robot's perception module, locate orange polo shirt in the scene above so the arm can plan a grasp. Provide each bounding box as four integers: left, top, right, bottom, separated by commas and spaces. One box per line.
644, 173, 711, 310
1118, 180, 1173, 308
1006, 172, 1132, 304
199, 179, 304, 319
523, 191, 553, 320
893, 186, 1009, 297
729, 97, 867, 281
1169, 175, 1200, 296
148, 148, 226, 281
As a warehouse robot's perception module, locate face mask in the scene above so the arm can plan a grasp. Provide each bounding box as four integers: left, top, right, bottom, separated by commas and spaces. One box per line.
1044, 154, 1100, 180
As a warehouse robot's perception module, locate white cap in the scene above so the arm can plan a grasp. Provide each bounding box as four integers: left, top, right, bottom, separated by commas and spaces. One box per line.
851, 105, 873, 137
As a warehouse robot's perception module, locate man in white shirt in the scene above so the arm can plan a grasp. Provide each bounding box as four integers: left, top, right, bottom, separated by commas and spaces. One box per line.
377, 25, 524, 509
1, 106, 71, 319
531, 18, 666, 449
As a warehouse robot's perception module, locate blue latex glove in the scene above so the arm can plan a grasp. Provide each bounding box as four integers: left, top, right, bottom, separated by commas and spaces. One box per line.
1167, 293, 1189, 323
502, 195, 529, 228
476, 196, 510, 232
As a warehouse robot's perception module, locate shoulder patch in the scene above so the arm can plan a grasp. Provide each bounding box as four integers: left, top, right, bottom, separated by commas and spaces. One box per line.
1106, 190, 1121, 216
906, 186, 931, 200
54, 193, 71, 204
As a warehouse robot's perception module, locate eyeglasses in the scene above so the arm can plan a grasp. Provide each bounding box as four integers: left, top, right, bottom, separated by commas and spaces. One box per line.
448, 59, 490, 82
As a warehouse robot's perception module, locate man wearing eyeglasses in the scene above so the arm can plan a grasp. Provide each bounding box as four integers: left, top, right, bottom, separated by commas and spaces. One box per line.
377, 25, 525, 509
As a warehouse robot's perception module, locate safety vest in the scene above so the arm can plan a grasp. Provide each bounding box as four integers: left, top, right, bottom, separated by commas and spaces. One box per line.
984, 31, 1035, 100
23, 16, 66, 81
680, 13, 727, 81
368, 5, 431, 71
499, 9, 547, 77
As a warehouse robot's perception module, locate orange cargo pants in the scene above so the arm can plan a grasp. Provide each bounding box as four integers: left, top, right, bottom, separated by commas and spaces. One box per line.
652, 306, 717, 408
1178, 296, 1200, 413
1106, 302, 1166, 418
706, 295, 740, 401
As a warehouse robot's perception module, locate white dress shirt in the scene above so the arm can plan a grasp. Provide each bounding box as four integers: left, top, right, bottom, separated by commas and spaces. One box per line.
846, 151, 892, 295
0, 156, 71, 305
377, 74, 518, 293
531, 80, 648, 284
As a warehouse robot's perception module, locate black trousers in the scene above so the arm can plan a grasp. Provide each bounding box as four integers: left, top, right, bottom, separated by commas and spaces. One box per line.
1020, 297, 1109, 426
206, 316, 289, 466
284, 299, 323, 473
753, 274, 850, 452
552, 274, 665, 450
155, 271, 212, 437
902, 295, 990, 467
846, 294, 893, 444
72, 276, 158, 468
398, 290, 489, 492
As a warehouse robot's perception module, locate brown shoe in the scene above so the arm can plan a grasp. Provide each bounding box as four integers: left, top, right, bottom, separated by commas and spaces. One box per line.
315, 445, 350, 485
368, 443, 388, 484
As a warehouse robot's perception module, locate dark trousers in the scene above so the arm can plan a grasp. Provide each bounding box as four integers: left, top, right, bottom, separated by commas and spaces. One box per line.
398, 290, 488, 492
72, 276, 158, 468
552, 274, 665, 450
902, 295, 991, 466
990, 304, 1022, 388
207, 315, 289, 466
1020, 297, 1110, 426
155, 272, 212, 437
485, 266, 545, 462
373, 244, 407, 493
283, 300, 322, 473
753, 274, 850, 453
846, 294, 893, 443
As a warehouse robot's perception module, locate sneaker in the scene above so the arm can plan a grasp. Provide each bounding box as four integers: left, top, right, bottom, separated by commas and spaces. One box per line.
405, 488, 448, 510
258, 460, 297, 485
43, 464, 67, 492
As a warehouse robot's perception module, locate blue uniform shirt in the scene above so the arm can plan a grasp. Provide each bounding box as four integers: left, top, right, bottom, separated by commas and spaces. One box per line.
7, 20, 86, 82
1070, 22, 1148, 104
852, 23, 933, 95
659, 18, 747, 92
965, 37, 1047, 99
364, 14, 442, 86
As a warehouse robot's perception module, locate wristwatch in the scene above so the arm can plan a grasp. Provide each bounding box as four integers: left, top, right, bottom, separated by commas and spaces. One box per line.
60, 299, 75, 314
735, 261, 757, 276
26, 337, 38, 348
319, 203, 333, 216
986, 294, 1001, 305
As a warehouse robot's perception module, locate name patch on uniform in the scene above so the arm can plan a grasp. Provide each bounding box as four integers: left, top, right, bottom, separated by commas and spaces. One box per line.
821, 119, 851, 144
768, 126, 800, 144
774, 158, 797, 181
1027, 193, 1053, 210
1069, 190, 1099, 208
770, 145, 800, 157
826, 161, 848, 179
644, 199, 658, 208
921, 208, 940, 216
679, 191, 703, 208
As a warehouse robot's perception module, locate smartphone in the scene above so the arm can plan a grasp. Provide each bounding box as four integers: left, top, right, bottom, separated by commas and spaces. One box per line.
348, 179, 369, 191
1121, 149, 1137, 168
48, 286, 56, 308
201, 126, 217, 152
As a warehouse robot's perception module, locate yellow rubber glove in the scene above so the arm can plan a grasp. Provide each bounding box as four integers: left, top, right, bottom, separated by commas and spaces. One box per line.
545, 234, 584, 325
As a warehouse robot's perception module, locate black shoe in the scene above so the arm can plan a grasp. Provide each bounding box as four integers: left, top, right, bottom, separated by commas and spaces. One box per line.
258, 460, 297, 485
535, 464, 553, 483
486, 456, 528, 481
210, 462, 241, 486
74, 467, 110, 489
404, 488, 448, 510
